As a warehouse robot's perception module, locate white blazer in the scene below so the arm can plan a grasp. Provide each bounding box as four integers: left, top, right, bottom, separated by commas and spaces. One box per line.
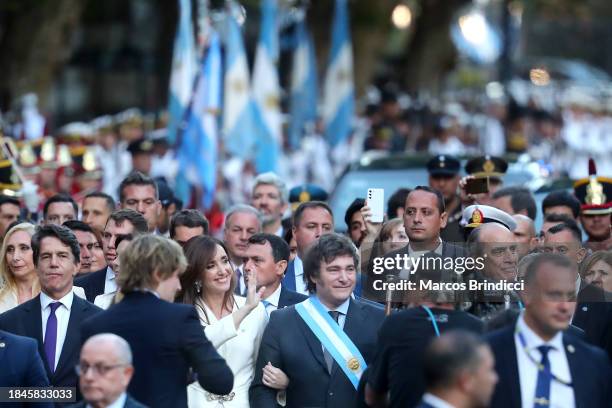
187, 296, 268, 408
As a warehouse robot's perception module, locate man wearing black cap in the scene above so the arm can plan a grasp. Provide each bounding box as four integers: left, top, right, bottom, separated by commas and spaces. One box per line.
462, 155, 508, 207
127, 138, 153, 176
427, 155, 463, 243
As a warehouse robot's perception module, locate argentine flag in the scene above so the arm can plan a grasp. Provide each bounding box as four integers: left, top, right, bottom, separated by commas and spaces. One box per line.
251, 0, 281, 173
222, 8, 255, 159
167, 0, 198, 145
176, 31, 222, 210
322, 0, 354, 147
288, 20, 318, 150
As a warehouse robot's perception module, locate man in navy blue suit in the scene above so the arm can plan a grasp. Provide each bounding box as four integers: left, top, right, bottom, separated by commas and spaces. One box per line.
282, 201, 334, 295
0, 225, 102, 398
415, 331, 498, 408
250, 233, 384, 407
0, 329, 53, 408
81, 234, 233, 408
244, 233, 306, 314
487, 253, 612, 408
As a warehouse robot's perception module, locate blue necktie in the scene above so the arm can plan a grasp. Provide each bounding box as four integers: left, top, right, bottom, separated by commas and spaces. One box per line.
533, 345, 553, 408
261, 300, 271, 315
44, 302, 61, 373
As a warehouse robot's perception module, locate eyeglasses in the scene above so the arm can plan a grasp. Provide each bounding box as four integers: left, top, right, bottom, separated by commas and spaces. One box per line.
75, 363, 127, 376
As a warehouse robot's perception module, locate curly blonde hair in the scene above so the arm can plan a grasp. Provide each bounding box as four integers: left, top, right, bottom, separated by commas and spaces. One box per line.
0, 222, 38, 297
117, 234, 187, 293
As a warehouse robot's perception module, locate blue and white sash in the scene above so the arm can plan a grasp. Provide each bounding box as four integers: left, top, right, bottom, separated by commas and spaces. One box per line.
295, 296, 367, 388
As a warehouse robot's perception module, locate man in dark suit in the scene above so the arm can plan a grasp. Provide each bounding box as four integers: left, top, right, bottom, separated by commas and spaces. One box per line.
0, 329, 53, 408
67, 333, 147, 408
414, 331, 498, 408
364, 186, 466, 303
487, 253, 612, 408
244, 233, 307, 314
0, 225, 102, 396
250, 233, 384, 407
282, 201, 334, 295
543, 220, 612, 359
75, 209, 148, 302
81, 234, 233, 408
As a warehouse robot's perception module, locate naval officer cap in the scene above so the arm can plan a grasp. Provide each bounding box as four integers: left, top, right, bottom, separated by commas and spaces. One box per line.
427, 155, 460, 177
461, 204, 517, 231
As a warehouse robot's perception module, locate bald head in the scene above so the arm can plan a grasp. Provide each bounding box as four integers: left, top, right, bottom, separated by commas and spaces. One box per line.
82, 333, 132, 365
513, 215, 535, 240
79, 333, 134, 407
476, 223, 515, 244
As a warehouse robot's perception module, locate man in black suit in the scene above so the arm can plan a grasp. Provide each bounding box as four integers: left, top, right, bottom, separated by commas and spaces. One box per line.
364, 186, 466, 303
542, 220, 612, 359
0, 225, 102, 395
250, 233, 384, 407
81, 234, 233, 408
75, 209, 148, 302
487, 253, 612, 407
0, 329, 53, 408
414, 331, 498, 408
68, 333, 146, 408
244, 233, 307, 314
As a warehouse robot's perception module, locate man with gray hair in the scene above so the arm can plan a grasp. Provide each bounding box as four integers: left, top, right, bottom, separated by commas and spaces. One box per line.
69, 333, 146, 408
251, 172, 288, 236
223, 204, 263, 295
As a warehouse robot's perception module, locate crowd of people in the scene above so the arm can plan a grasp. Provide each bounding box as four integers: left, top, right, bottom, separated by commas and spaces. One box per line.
0, 136, 610, 408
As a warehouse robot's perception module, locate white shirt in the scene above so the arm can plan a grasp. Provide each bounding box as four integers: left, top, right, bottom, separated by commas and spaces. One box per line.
104, 266, 117, 294
40, 290, 74, 371
399, 240, 443, 279
263, 284, 282, 313
293, 256, 308, 295
87, 392, 126, 408
515, 314, 574, 408
94, 291, 117, 310
422, 393, 456, 408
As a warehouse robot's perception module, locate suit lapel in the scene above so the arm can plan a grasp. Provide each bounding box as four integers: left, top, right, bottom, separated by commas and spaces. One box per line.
282, 260, 296, 291
294, 307, 328, 372
22, 296, 49, 378
564, 335, 586, 407
500, 329, 521, 408
0, 331, 6, 364
95, 269, 107, 295
278, 286, 288, 309
54, 295, 83, 379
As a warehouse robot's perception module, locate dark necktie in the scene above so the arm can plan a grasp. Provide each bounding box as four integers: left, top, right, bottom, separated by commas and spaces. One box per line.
324, 311, 341, 374
533, 345, 553, 408
44, 302, 61, 373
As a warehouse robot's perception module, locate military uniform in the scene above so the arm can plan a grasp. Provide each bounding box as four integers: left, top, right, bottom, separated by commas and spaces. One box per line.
574, 159, 612, 251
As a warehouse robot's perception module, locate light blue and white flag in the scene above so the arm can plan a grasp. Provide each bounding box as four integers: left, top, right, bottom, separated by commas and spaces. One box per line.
167, 0, 198, 145
288, 20, 318, 150
251, 0, 281, 173
222, 7, 255, 158
322, 0, 354, 147
176, 31, 222, 210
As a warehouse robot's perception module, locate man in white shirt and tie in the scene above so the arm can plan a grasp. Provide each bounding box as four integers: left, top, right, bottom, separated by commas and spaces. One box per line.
75, 209, 148, 303
223, 204, 262, 296
487, 253, 611, 408
0, 224, 101, 395
282, 201, 334, 295
244, 233, 307, 315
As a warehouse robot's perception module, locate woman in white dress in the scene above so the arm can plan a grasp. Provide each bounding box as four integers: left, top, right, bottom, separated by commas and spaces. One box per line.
179, 236, 268, 408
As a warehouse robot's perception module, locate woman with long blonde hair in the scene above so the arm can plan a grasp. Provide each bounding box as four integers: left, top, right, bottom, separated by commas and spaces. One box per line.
0, 222, 39, 313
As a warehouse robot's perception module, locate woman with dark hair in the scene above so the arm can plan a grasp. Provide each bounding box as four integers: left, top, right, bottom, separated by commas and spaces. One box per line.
179, 236, 268, 407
